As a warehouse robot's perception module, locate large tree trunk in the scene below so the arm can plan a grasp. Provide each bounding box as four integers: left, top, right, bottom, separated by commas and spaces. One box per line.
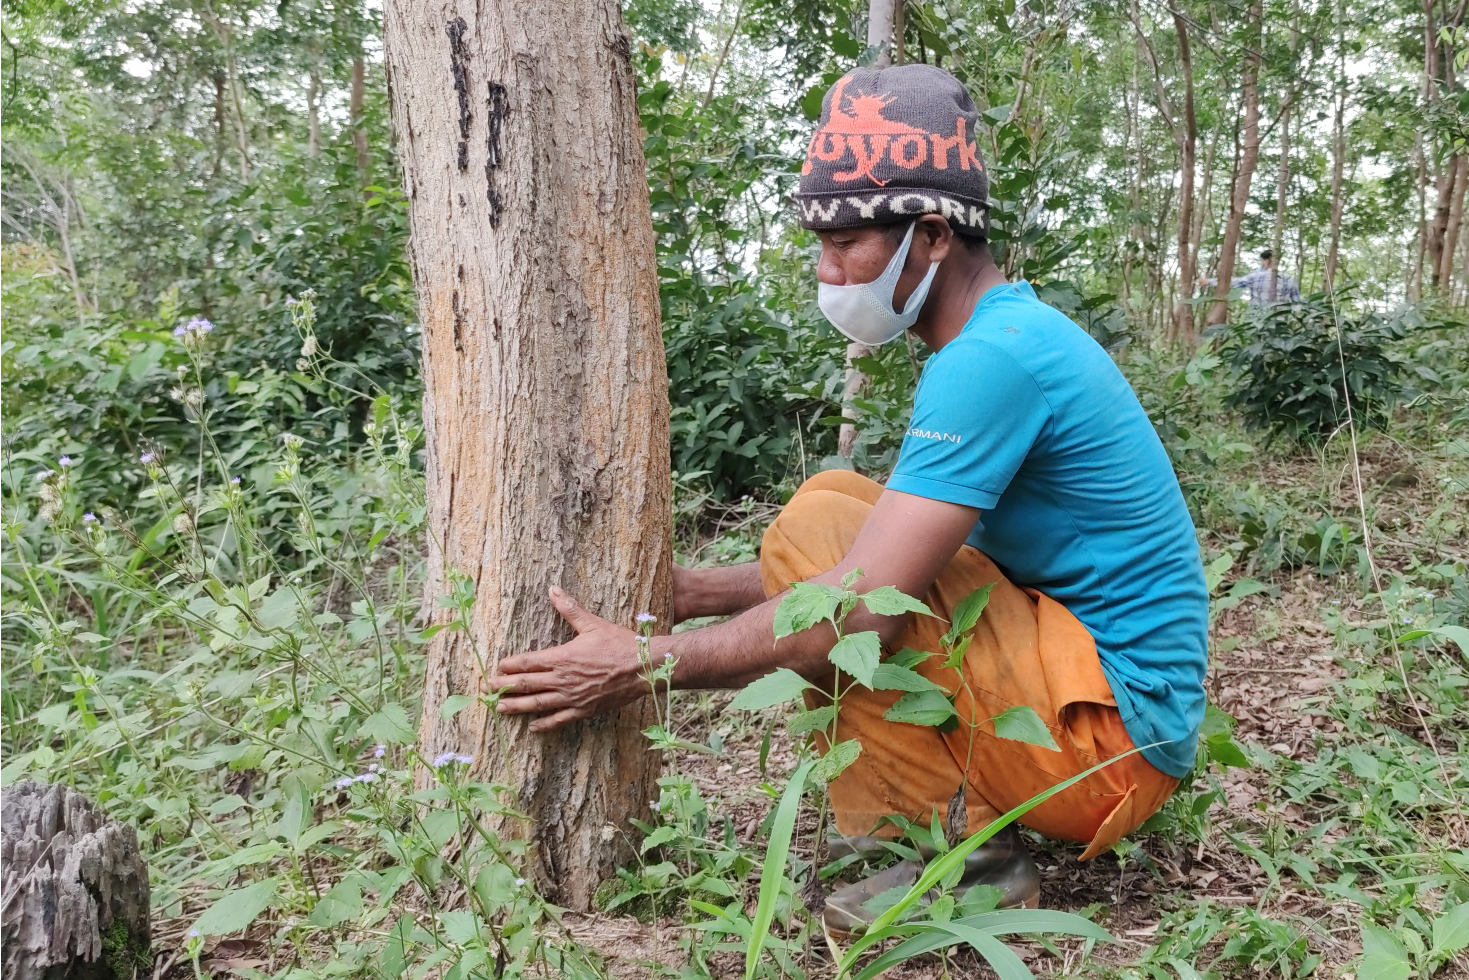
1208, 0, 1262, 326
383, 0, 670, 910
2, 782, 151, 980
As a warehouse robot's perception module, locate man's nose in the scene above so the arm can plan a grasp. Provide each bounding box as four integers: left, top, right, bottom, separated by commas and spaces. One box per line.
816, 250, 846, 287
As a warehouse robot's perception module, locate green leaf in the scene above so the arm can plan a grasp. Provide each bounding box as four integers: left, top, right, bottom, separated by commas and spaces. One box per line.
788, 705, 836, 737
730, 668, 813, 711
773, 582, 848, 639
829, 631, 882, 687
992, 706, 1060, 752
358, 702, 416, 744
885, 689, 959, 727
1433, 903, 1469, 954
812, 739, 863, 783
193, 878, 279, 936
1398, 624, 1469, 661
308, 878, 363, 928
942, 585, 994, 648
870, 663, 948, 694
1359, 922, 1411, 980
439, 694, 475, 720
860, 586, 935, 619
744, 759, 814, 980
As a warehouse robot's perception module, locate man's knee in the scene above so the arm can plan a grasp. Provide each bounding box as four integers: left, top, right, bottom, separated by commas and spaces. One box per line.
759, 488, 870, 596
793, 469, 883, 503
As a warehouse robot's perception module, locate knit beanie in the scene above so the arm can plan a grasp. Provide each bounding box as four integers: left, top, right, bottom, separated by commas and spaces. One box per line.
794, 64, 990, 236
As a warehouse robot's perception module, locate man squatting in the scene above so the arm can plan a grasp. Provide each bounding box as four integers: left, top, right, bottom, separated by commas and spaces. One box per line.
483, 65, 1208, 936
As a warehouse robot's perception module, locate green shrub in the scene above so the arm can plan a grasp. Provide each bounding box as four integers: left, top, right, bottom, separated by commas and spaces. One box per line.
1218, 296, 1408, 443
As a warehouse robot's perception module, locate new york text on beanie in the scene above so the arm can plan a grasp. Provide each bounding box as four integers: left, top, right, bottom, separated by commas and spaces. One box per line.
794, 64, 991, 235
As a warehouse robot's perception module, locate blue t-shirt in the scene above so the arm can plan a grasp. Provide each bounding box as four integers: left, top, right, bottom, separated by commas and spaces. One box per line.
887, 281, 1207, 778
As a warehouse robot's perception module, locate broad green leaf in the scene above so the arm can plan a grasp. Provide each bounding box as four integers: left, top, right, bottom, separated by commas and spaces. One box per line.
829, 631, 882, 687
1398, 624, 1469, 661
358, 702, 416, 744
773, 583, 847, 639
812, 738, 862, 783
860, 586, 935, 619
193, 878, 279, 936
885, 689, 958, 728
1359, 922, 1411, 980
439, 694, 475, 720
730, 668, 813, 710
745, 759, 814, 980
308, 878, 363, 928
992, 706, 1060, 752
1433, 903, 1469, 954
870, 663, 949, 694
788, 705, 836, 737
942, 585, 994, 648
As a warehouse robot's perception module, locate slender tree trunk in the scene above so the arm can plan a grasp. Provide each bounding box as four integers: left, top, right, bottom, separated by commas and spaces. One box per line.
838, 0, 898, 460
1438, 154, 1467, 291
307, 72, 322, 158
351, 56, 369, 187
1171, 4, 1197, 344
1191, 121, 1218, 284
383, 0, 669, 910
1208, 0, 1262, 326
700, 0, 747, 109
1413, 132, 1429, 300
1324, 22, 1347, 290
1270, 101, 1290, 301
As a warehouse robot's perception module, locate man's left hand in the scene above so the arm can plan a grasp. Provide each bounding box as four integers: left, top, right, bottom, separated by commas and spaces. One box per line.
480, 586, 648, 732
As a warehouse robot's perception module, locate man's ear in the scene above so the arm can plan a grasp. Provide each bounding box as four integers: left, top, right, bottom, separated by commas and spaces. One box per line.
915, 214, 954, 265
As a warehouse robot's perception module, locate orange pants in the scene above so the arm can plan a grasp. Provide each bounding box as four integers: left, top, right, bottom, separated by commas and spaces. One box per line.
759, 471, 1179, 860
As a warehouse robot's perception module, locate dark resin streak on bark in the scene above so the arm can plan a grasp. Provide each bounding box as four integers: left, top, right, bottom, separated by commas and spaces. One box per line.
485, 82, 509, 226
446, 18, 471, 171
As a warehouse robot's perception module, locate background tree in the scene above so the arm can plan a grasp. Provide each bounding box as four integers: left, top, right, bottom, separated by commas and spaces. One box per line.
382, 0, 671, 907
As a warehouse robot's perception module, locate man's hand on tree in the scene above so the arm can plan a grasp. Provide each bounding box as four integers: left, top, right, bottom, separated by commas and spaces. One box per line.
481, 586, 647, 732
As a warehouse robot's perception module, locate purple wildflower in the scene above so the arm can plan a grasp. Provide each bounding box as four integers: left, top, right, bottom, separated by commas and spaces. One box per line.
432, 751, 458, 768
140, 451, 156, 465
454, 753, 474, 766
230, 476, 241, 486
335, 776, 354, 789
635, 613, 657, 625
514, 877, 526, 887
354, 772, 378, 784
58, 456, 73, 468
373, 743, 387, 759
82, 512, 97, 524
187, 316, 214, 333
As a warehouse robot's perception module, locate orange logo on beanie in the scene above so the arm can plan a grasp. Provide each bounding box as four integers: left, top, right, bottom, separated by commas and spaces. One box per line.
801, 73, 985, 184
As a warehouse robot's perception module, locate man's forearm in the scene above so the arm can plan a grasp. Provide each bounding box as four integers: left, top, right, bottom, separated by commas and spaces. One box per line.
679, 562, 768, 620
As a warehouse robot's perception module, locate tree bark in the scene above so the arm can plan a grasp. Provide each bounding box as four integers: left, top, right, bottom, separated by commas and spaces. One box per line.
1208, 0, 1262, 326
1, 781, 151, 980
383, 0, 670, 910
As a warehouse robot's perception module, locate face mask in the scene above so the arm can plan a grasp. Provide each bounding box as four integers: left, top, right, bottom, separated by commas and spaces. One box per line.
818, 222, 940, 346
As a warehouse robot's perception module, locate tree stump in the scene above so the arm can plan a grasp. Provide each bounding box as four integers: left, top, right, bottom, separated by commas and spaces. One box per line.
1, 781, 151, 980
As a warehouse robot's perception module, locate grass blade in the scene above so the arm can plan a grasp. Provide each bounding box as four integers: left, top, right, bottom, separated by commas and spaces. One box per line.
745, 758, 814, 980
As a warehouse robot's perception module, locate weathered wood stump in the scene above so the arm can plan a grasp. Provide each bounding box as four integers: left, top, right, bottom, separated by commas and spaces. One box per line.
1, 781, 151, 980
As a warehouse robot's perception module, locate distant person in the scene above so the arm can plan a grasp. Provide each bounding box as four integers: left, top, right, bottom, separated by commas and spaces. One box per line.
1198, 248, 1302, 305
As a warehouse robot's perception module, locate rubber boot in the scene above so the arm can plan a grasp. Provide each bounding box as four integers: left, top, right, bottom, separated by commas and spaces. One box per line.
821, 825, 1041, 938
